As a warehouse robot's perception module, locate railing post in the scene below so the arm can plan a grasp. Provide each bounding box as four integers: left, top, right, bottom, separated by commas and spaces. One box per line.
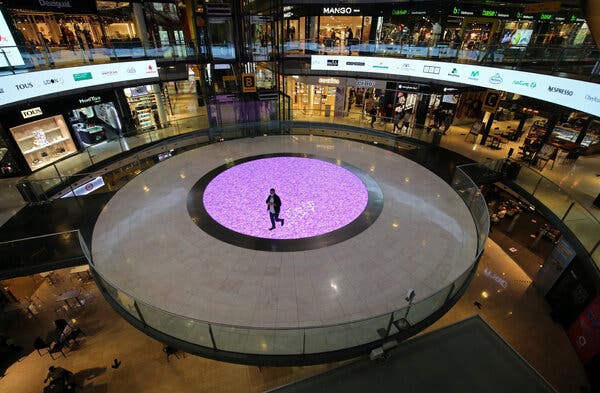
133, 301, 147, 326
208, 324, 217, 349
561, 202, 576, 221
531, 175, 544, 195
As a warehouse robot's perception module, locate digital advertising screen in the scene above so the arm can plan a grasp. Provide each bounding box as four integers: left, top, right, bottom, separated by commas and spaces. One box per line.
0, 9, 24, 67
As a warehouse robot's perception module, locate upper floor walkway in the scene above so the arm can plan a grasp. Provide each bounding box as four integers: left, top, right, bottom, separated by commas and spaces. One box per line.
1, 39, 599, 82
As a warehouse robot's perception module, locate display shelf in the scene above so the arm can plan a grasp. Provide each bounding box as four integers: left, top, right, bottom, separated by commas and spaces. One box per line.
29, 150, 75, 170
22, 137, 69, 155
15, 127, 62, 142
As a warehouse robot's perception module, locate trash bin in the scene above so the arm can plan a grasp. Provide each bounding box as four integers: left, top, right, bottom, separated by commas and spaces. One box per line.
324, 105, 331, 117
432, 130, 443, 146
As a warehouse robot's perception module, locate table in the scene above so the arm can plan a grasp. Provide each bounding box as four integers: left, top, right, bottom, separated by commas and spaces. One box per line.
55, 290, 83, 308
488, 135, 508, 150
69, 265, 92, 281
3, 301, 35, 318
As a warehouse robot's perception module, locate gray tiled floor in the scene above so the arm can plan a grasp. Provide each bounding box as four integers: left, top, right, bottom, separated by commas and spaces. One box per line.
92, 136, 478, 333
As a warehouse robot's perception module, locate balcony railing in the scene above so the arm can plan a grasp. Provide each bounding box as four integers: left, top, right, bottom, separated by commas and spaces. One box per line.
0, 42, 200, 75
1, 39, 598, 79
284, 40, 599, 79
6, 132, 487, 365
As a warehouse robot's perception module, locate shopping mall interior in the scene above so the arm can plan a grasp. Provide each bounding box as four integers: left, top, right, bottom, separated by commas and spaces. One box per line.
0, 0, 599, 392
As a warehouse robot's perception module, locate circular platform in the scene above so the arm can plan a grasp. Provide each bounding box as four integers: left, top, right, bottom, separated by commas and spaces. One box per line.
92, 136, 477, 329
187, 153, 383, 251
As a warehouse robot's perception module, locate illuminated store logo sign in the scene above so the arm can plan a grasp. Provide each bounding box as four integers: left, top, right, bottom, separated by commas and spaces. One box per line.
397, 83, 419, 91
489, 73, 503, 84
43, 77, 63, 85
327, 59, 339, 66
356, 80, 375, 87
392, 9, 408, 16
346, 61, 365, 66
101, 70, 118, 76
452, 7, 473, 16
468, 71, 480, 81
513, 80, 537, 89
318, 77, 340, 85
78, 96, 102, 105
15, 82, 33, 90
127, 67, 136, 74
373, 62, 389, 70
73, 72, 92, 81
401, 62, 415, 72
586, 95, 600, 104
39, 0, 74, 8
481, 9, 497, 17
548, 86, 573, 96
423, 65, 440, 75
21, 107, 43, 119
448, 68, 460, 77
322, 7, 360, 15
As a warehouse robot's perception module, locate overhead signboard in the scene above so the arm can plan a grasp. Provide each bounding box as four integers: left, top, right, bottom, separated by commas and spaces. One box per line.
310, 55, 600, 117
482, 90, 501, 113
242, 73, 257, 93
0, 10, 24, 67
4, 0, 97, 13
524, 1, 561, 14
0, 60, 159, 108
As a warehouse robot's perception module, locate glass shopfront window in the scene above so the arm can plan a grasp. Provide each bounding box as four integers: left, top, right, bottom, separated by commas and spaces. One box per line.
9, 115, 77, 171
208, 19, 235, 60
0, 127, 21, 177
124, 86, 160, 132
68, 102, 122, 147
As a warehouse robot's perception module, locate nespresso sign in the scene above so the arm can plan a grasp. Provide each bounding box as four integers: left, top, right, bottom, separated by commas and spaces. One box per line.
4, 0, 97, 13
322, 7, 361, 15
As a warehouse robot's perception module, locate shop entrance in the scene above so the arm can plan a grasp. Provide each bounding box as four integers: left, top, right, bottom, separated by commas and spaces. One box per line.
318, 16, 363, 48
68, 101, 122, 147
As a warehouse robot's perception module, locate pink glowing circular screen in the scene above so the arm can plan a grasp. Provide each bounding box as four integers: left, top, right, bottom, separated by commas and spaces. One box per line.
202, 157, 369, 239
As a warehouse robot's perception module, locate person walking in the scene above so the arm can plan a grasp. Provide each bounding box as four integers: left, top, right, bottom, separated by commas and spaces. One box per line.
369, 106, 378, 128
266, 188, 284, 230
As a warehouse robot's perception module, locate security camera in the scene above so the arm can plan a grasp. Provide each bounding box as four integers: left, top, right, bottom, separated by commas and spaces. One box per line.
405, 289, 415, 302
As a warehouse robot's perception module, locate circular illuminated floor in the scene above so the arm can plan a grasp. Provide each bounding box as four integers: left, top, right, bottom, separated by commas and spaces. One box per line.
92, 135, 477, 328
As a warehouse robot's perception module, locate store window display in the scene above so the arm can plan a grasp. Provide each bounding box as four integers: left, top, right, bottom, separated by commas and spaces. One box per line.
0, 130, 20, 177
68, 102, 122, 147
8, 115, 77, 171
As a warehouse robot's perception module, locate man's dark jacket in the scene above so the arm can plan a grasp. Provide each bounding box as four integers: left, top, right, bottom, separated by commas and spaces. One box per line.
266, 194, 282, 214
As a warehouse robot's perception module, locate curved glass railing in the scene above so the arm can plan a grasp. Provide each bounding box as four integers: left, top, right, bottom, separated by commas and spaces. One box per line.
0, 41, 200, 75
504, 160, 600, 269
285, 40, 599, 79
1, 40, 598, 79
17, 114, 600, 273
84, 127, 488, 358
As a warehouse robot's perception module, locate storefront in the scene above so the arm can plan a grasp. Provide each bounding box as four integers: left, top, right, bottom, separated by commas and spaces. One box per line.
123, 84, 171, 131
287, 75, 350, 117
2, 107, 79, 172
4, 0, 139, 47
67, 92, 123, 147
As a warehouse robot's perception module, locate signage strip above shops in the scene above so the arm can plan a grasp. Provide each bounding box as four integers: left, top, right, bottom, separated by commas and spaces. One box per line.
0, 60, 159, 108
310, 55, 600, 117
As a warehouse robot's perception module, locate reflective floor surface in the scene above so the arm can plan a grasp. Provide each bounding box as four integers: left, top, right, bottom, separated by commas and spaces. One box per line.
0, 240, 588, 393
92, 136, 477, 328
